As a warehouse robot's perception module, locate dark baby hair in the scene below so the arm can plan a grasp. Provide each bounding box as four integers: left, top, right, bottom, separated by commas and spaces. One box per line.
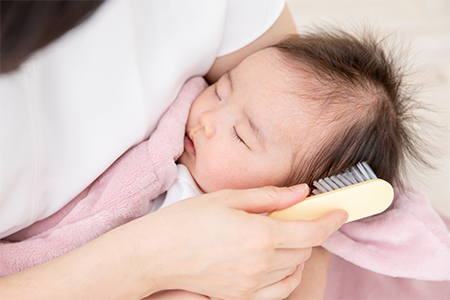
1, 1, 105, 74
271, 29, 430, 189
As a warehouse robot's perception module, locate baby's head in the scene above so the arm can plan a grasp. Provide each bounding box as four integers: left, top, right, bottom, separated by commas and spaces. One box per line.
179, 29, 424, 193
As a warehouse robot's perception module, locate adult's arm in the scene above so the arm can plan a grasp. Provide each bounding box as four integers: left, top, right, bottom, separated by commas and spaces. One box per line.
0, 186, 347, 300
286, 247, 331, 300
204, 3, 297, 83
142, 248, 331, 300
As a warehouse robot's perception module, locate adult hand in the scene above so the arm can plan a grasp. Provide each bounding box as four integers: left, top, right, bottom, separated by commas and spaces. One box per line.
132, 184, 348, 300
0, 184, 346, 300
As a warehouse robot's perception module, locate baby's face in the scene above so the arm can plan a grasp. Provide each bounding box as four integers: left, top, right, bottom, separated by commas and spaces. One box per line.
178, 48, 307, 193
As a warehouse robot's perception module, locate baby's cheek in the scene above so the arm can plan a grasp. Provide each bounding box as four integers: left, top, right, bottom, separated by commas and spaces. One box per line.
215, 170, 258, 191
198, 158, 249, 192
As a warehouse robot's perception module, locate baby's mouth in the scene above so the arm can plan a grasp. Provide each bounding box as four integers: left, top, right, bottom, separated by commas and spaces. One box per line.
184, 133, 196, 156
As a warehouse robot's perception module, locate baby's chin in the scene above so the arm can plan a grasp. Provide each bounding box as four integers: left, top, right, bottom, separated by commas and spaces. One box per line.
177, 154, 207, 193
192, 176, 237, 194
177, 151, 187, 165
189, 173, 214, 194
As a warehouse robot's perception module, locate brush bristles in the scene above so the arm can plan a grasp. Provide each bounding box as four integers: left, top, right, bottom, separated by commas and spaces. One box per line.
312, 162, 378, 195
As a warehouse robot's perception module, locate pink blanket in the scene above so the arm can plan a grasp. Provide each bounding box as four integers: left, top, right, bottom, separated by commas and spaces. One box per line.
323, 184, 450, 281
323, 186, 450, 299
1, 77, 449, 298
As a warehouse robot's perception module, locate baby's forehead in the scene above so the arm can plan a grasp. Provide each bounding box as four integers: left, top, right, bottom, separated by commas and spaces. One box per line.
253, 97, 312, 150
232, 48, 332, 151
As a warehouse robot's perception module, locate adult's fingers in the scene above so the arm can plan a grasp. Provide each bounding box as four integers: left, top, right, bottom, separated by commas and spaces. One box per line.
221, 185, 347, 248
223, 184, 310, 214
273, 209, 349, 249
253, 264, 304, 300
263, 248, 311, 279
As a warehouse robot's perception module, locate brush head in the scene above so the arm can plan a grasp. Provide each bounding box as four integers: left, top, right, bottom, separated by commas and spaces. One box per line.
312, 162, 378, 195
268, 161, 394, 222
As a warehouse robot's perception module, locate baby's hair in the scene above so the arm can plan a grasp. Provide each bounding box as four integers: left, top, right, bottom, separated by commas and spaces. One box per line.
271, 28, 430, 189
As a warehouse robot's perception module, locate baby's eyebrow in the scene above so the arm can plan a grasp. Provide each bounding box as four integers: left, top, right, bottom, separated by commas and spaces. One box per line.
243, 107, 267, 151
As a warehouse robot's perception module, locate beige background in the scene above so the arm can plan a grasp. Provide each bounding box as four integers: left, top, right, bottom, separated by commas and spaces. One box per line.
287, 0, 450, 217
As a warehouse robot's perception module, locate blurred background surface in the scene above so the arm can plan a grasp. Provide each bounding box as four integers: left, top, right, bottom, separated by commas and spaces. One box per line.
287, 0, 450, 217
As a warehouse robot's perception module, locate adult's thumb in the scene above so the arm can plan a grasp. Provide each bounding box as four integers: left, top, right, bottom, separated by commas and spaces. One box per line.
226, 184, 310, 214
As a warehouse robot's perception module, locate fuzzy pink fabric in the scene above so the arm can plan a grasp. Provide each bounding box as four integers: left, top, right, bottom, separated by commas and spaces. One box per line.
323, 184, 450, 298
322, 184, 450, 282
0, 77, 208, 277
325, 250, 450, 300
324, 210, 450, 300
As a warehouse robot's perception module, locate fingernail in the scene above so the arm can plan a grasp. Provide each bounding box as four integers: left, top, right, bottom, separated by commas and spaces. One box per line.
289, 183, 308, 193
301, 263, 305, 271
342, 212, 349, 224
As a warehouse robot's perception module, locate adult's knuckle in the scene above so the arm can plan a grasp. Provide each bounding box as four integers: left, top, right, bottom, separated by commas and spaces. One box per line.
254, 260, 270, 275
261, 186, 282, 200
238, 277, 260, 292
235, 294, 253, 300
227, 283, 255, 300
227, 290, 244, 300
242, 260, 268, 278
256, 232, 277, 249
311, 225, 328, 245
271, 281, 292, 300
302, 247, 312, 261
260, 186, 286, 210
281, 284, 293, 300
243, 231, 275, 252
240, 238, 258, 253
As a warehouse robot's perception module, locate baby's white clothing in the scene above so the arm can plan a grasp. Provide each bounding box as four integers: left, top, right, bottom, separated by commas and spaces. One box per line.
0, 0, 285, 238
151, 164, 203, 213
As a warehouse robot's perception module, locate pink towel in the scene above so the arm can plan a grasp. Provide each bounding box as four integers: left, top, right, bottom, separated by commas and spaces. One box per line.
323, 184, 450, 281
0, 77, 208, 277
325, 250, 450, 299
322, 184, 450, 299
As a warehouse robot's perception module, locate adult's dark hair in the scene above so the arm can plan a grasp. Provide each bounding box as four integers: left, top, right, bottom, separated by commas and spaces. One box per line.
271, 29, 430, 189
1, 0, 105, 73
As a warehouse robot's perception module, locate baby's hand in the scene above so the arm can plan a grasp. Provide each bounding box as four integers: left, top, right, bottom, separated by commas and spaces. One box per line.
143, 289, 210, 300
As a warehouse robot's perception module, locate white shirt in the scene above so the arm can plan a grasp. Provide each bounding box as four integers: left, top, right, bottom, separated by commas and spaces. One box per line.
151, 164, 203, 213
0, 0, 285, 238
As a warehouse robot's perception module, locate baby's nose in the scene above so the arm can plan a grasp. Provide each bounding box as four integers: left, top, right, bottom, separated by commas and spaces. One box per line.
198, 111, 216, 138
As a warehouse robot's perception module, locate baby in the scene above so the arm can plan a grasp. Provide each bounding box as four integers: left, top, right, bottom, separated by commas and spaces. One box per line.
147, 29, 428, 298
154, 29, 424, 210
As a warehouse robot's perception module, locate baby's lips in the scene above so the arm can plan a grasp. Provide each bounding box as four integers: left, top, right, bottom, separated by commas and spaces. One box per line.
184, 133, 196, 156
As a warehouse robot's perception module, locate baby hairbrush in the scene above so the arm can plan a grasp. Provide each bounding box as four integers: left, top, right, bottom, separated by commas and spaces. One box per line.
268, 162, 394, 223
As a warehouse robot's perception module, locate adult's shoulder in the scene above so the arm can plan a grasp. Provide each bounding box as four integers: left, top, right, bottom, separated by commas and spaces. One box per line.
206, 0, 297, 83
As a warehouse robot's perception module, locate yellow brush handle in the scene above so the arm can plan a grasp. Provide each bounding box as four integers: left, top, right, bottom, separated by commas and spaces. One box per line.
268, 179, 394, 223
